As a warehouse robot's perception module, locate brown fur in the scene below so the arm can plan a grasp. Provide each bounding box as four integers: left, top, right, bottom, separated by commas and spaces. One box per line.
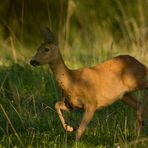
30, 28, 148, 141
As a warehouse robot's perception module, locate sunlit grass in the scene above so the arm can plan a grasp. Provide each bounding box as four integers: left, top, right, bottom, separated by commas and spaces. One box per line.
0, 46, 148, 147
0, 0, 148, 146
0, 24, 148, 147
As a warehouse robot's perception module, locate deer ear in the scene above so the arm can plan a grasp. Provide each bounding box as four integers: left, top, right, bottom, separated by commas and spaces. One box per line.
42, 27, 58, 45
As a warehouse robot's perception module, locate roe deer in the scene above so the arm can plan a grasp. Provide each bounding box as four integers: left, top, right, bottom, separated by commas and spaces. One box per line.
30, 28, 148, 141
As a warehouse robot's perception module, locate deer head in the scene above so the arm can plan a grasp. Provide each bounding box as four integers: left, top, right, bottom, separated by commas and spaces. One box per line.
30, 28, 59, 66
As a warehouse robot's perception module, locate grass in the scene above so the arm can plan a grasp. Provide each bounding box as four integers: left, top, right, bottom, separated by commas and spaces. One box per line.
0, 0, 148, 147
0, 51, 148, 148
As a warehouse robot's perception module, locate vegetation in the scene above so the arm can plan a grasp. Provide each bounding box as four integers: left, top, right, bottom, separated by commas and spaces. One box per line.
0, 0, 148, 147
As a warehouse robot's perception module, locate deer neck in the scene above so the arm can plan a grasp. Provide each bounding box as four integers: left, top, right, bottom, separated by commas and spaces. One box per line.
49, 52, 71, 90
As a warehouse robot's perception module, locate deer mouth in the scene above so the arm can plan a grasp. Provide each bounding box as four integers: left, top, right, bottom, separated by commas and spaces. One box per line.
30, 60, 40, 67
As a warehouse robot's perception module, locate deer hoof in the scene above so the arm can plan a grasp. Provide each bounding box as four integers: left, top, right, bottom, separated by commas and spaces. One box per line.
65, 124, 74, 132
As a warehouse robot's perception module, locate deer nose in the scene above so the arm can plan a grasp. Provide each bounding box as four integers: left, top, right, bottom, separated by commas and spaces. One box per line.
30, 60, 40, 66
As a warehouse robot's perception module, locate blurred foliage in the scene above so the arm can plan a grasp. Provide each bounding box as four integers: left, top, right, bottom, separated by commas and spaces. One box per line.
0, 0, 148, 48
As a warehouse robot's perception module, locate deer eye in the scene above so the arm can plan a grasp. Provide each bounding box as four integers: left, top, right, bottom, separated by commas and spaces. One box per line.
44, 48, 49, 52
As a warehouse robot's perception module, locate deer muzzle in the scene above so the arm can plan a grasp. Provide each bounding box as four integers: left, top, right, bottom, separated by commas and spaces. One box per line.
30, 60, 40, 66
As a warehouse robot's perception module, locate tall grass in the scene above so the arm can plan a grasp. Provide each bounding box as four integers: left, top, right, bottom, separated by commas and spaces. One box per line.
0, 59, 148, 147
0, 0, 148, 147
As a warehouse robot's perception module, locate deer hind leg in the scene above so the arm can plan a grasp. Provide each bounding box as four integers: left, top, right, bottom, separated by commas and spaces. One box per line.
122, 94, 144, 127
76, 106, 96, 141
122, 94, 141, 110
122, 81, 148, 128
55, 101, 74, 132
138, 82, 148, 126
137, 92, 148, 127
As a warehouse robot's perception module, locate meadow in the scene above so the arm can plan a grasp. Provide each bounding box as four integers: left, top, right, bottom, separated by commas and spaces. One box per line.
0, 45, 148, 147
0, 0, 148, 147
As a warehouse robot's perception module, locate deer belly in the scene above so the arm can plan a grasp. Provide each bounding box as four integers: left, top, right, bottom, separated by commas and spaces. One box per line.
96, 84, 127, 107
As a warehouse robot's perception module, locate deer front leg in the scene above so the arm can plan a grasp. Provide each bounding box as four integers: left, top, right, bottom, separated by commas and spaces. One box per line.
55, 101, 74, 132
76, 106, 95, 141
